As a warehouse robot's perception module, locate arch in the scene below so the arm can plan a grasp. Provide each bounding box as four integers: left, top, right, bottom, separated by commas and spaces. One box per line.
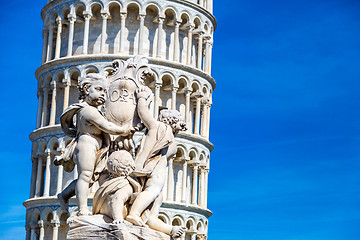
69, 67, 81, 81
62, 7, 71, 21
39, 139, 47, 153
84, 65, 99, 74
163, 7, 177, 21
144, 2, 160, 15
193, 16, 202, 30
185, 217, 196, 231
158, 212, 170, 224
40, 207, 53, 220
191, 80, 201, 93
89, 1, 104, 12
53, 70, 65, 82
177, 76, 189, 90
125, 1, 141, 12
197, 221, 204, 233
108, 1, 123, 12
175, 145, 186, 159
199, 152, 205, 164
31, 208, 41, 222
160, 72, 176, 86
48, 137, 60, 152
188, 149, 198, 161
172, 215, 185, 226
180, 11, 190, 24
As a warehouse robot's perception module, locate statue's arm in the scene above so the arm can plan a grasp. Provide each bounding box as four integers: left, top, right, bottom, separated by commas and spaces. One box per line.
137, 98, 157, 130
83, 107, 129, 135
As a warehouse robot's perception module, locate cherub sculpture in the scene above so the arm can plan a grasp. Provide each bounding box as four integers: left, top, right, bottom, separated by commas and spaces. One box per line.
125, 86, 187, 238
56, 73, 131, 216
92, 150, 141, 224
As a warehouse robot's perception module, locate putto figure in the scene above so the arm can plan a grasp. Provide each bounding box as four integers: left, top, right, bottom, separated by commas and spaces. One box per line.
56, 73, 131, 216
126, 86, 187, 237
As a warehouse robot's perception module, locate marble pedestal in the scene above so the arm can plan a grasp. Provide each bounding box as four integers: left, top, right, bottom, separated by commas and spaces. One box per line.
67, 215, 171, 240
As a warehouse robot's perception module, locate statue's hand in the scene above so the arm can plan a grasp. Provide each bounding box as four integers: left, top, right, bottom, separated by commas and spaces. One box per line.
136, 86, 152, 100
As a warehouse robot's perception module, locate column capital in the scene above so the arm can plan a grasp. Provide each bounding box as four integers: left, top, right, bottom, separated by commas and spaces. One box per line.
47, 23, 55, 29
120, 11, 127, 18
154, 15, 165, 24
201, 97, 211, 105
101, 10, 109, 19
184, 87, 192, 95
191, 91, 203, 99
38, 220, 44, 227
171, 86, 179, 92
56, 16, 62, 24
155, 82, 162, 88
42, 86, 50, 93
67, 14, 77, 23
62, 78, 71, 86
50, 80, 57, 89
138, 13, 146, 20
51, 219, 61, 228
44, 148, 52, 156
83, 11, 92, 19
193, 29, 205, 36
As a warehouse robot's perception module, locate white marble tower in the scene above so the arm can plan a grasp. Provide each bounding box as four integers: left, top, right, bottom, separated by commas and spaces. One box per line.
24, 0, 215, 239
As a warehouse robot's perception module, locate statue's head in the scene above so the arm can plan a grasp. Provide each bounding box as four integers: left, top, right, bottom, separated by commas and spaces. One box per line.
78, 73, 108, 107
158, 110, 187, 133
107, 150, 135, 177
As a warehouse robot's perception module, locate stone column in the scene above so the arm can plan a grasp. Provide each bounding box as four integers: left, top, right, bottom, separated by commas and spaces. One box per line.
138, 13, 146, 55
100, 11, 109, 54
82, 12, 92, 55
43, 149, 52, 197
30, 157, 38, 198
41, 28, 49, 63
203, 37, 211, 73
49, 81, 57, 126
119, 12, 127, 53
186, 25, 194, 65
185, 88, 191, 133
200, 98, 209, 137
38, 220, 45, 240
153, 83, 162, 119
181, 159, 188, 203
171, 86, 178, 110
206, 101, 211, 138
196, 32, 204, 69
46, 25, 54, 61
166, 158, 174, 201
204, 168, 209, 208
192, 92, 203, 135
67, 14, 76, 57
199, 0, 204, 7
198, 166, 205, 206
156, 17, 165, 58
36, 90, 43, 128
30, 224, 36, 240
55, 154, 63, 194
35, 156, 43, 197
173, 20, 181, 62
41, 87, 49, 127
191, 164, 198, 204
54, 17, 62, 59
208, 41, 213, 75
51, 220, 60, 240
62, 79, 70, 111
190, 233, 197, 240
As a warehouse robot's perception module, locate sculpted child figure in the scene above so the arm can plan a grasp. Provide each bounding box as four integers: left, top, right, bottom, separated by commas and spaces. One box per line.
92, 150, 139, 224
57, 73, 131, 216
126, 86, 186, 238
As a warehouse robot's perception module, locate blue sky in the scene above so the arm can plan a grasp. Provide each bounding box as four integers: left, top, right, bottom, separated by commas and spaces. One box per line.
1, 0, 360, 239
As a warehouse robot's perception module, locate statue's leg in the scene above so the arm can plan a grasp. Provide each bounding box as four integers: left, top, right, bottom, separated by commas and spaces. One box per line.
73, 142, 97, 215
126, 167, 166, 226
57, 179, 76, 214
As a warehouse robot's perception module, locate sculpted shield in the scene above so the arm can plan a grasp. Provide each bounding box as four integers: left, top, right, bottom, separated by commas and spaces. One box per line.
105, 57, 154, 142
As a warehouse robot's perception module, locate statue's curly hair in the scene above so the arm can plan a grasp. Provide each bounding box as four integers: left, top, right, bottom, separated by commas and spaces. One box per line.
107, 150, 135, 177
158, 109, 183, 125
77, 73, 107, 100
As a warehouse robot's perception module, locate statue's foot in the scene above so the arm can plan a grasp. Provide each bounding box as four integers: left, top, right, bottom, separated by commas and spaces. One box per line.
57, 193, 69, 214
170, 226, 185, 238
112, 218, 124, 225
126, 214, 146, 227
77, 208, 92, 216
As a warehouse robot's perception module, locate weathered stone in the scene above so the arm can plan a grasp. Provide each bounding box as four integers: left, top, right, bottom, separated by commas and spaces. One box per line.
66, 215, 170, 240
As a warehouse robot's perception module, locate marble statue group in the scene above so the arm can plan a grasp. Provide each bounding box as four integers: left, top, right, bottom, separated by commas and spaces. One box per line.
54, 56, 187, 239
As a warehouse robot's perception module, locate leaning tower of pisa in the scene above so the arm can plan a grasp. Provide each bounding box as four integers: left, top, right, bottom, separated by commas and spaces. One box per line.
24, 0, 215, 239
